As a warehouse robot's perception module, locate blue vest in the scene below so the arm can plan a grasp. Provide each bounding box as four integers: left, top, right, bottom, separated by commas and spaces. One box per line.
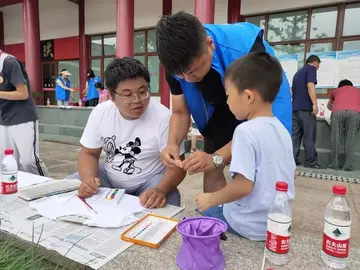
55, 76, 71, 101
174, 23, 292, 134
87, 76, 102, 100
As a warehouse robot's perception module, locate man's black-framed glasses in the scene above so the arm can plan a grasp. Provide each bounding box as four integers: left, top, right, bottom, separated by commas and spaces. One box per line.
114, 87, 151, 104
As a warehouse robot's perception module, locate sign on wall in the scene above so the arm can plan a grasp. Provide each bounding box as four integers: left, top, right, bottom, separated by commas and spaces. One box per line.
40, 39, 55, 61
277, 54, 298, 87
336, 50, 360, 87
306, 51, 337, 89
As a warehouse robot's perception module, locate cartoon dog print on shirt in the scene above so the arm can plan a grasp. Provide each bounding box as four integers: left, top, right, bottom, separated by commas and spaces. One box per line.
101, 136, 143, 175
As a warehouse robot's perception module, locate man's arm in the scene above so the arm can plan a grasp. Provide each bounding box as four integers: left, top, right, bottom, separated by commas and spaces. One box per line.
0, 58, 29, 100
77, 146, 102, 181
169, 95, 191, 146
215, 141, 232, 164
0, 83, 29, 100
307, 82, 317, 106
56, 79, 74, 91
307, 66, 318, 115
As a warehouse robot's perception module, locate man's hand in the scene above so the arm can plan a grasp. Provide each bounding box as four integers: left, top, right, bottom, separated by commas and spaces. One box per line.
78, 177, 100, 198
181, 151, 215, 174
312, 104, 319, 116
160, 145, 182, 168
139, 188, 167, 209
196, 193, 214, 212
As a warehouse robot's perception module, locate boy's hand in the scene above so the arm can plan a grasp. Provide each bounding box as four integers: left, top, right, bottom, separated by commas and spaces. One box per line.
195, 193, 214, 212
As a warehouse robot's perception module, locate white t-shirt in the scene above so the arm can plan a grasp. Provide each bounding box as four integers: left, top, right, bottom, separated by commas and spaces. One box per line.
223, 117, 295, 241
80, 99, 172, 192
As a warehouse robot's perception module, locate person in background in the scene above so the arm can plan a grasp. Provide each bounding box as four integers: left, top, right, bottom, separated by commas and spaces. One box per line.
95, 82, 110, 104
190, 116, 201, 153
195, 52, 295, 240
84, 69, 101, 107
292, 55, 324, 169
55, 69, 74, 106
0, 49, 48, 176
328, 79, 360, 171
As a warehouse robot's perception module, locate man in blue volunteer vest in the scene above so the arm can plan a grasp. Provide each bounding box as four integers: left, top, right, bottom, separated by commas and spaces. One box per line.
155, 12, 292, 193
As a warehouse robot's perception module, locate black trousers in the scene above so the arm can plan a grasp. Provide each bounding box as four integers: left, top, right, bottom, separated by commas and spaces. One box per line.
292, 111, 318, 165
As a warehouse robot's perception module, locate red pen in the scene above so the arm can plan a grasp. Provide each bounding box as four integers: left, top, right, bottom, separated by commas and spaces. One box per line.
76, 194, 97, 214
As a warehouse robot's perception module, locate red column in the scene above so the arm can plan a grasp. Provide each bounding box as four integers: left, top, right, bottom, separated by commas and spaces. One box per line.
159, 0, 171, 108
116, 0, 134, 58
0, 12, 4, 50
194, 0, 215, 24
79, 0, 89, 102
227, 0, 243, 23
23, 0, 41, 104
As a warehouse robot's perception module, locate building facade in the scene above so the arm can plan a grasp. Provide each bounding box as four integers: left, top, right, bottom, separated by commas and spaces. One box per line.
0, 0, 359, 105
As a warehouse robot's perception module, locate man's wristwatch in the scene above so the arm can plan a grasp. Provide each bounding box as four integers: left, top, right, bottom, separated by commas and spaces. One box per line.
212, 153, 224, 168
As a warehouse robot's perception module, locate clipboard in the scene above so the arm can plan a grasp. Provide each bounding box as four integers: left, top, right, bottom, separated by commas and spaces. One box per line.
121, 214, 178, 249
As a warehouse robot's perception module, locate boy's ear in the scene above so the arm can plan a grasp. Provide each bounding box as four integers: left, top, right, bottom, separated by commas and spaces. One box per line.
244, 89, 255, 104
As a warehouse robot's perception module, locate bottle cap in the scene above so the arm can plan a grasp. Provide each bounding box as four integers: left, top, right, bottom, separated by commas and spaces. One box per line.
4, 149, 14, 155
276, 181, 288, 192
333, 185, 347, 195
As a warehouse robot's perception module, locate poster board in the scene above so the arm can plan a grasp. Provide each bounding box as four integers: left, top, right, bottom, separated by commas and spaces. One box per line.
306, 52, 337, 88
277, 54, 299, 87
335, 50, 360, 87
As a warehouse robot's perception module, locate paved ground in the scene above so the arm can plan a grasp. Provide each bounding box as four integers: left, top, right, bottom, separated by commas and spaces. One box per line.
40, 141, 360, 248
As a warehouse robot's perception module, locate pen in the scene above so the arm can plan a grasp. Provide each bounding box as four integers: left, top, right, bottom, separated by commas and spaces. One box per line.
76, 194, 98, 214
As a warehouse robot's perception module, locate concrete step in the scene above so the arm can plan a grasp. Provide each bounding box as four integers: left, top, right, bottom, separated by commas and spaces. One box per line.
39, 123, 84, 138
298, 147, 360, 170
39, 134, 81, 146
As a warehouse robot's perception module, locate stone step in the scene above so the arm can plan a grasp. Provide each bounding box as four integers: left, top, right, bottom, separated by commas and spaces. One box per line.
39, 134, 81, 146
39, 123, 84, 138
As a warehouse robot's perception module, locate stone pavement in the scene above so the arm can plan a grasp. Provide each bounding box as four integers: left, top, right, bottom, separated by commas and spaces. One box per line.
39, 141, 360, 269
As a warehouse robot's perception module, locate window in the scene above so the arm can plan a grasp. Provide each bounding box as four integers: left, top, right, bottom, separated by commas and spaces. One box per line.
91, 36, 102, 57
104, 34, 116, 56
90, 29, 159, 95
245, 3, 360, 96
268, 11, 308, 42
343, 40, 360, 50
245, 15, 265, 29
310, 42, 334, 53
58, 60, 80, 101
310, 7, 337, 39
343, 3, 360, 36
273, 44, 305, 68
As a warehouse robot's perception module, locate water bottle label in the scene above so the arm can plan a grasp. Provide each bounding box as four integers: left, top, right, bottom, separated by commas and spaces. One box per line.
322, 220, 350, 258
266, 217, 292, 254
1, 172, 18, 194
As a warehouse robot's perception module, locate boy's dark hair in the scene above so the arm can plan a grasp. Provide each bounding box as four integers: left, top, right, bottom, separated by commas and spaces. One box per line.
225, 52, 283, 103
338, 79, 353, 88
306, 55, 321, 64
94, 82, 104, 90
104, 57, 150, 94
155, 11, 208, 75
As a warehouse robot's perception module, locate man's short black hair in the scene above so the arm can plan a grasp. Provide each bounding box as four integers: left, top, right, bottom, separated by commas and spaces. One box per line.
225, 52, 283, 103
104, 57, 150, 94
338, 79, 353, 88
94, 82, 104, 90
155, 11, 208, 75
306, 55, 321, 64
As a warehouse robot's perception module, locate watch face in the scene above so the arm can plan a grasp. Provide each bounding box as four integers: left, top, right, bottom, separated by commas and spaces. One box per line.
214, 155, 223, 165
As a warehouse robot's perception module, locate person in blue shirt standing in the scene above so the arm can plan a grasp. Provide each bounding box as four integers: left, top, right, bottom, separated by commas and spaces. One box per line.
55, 69, 74, 106
84, 69, 102, 107
155, 12, 292, 198
292, 55, 324, 169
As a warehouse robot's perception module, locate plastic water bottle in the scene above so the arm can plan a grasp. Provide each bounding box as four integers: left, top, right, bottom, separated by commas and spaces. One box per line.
46, 97, 50, 106
0, 149, 18, 202
79, 98, 82, 107
321, 185, 351, 269
265, 181, 292, 265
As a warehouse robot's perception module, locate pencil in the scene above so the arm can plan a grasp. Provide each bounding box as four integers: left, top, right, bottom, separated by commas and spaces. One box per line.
76, 194, 98, 214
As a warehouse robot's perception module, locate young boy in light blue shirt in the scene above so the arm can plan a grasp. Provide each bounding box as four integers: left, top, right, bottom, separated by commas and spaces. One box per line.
196, 52, 295, 241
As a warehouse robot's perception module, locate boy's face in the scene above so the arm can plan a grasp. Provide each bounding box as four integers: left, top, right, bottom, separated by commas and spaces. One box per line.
225, 79, 254, 121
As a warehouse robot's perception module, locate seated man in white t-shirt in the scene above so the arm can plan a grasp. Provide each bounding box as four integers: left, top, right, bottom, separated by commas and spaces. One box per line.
69, 58, 186, 208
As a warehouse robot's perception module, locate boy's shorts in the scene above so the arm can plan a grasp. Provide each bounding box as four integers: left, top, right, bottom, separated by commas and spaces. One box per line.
196, 205, 241, 236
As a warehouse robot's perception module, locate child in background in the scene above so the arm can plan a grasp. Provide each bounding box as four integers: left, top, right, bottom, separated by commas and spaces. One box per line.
95, 82, 110, 104
195, 52, 295, 241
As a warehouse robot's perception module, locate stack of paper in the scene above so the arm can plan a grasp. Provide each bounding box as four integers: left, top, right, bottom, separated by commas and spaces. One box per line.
30, 188, 145, 228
